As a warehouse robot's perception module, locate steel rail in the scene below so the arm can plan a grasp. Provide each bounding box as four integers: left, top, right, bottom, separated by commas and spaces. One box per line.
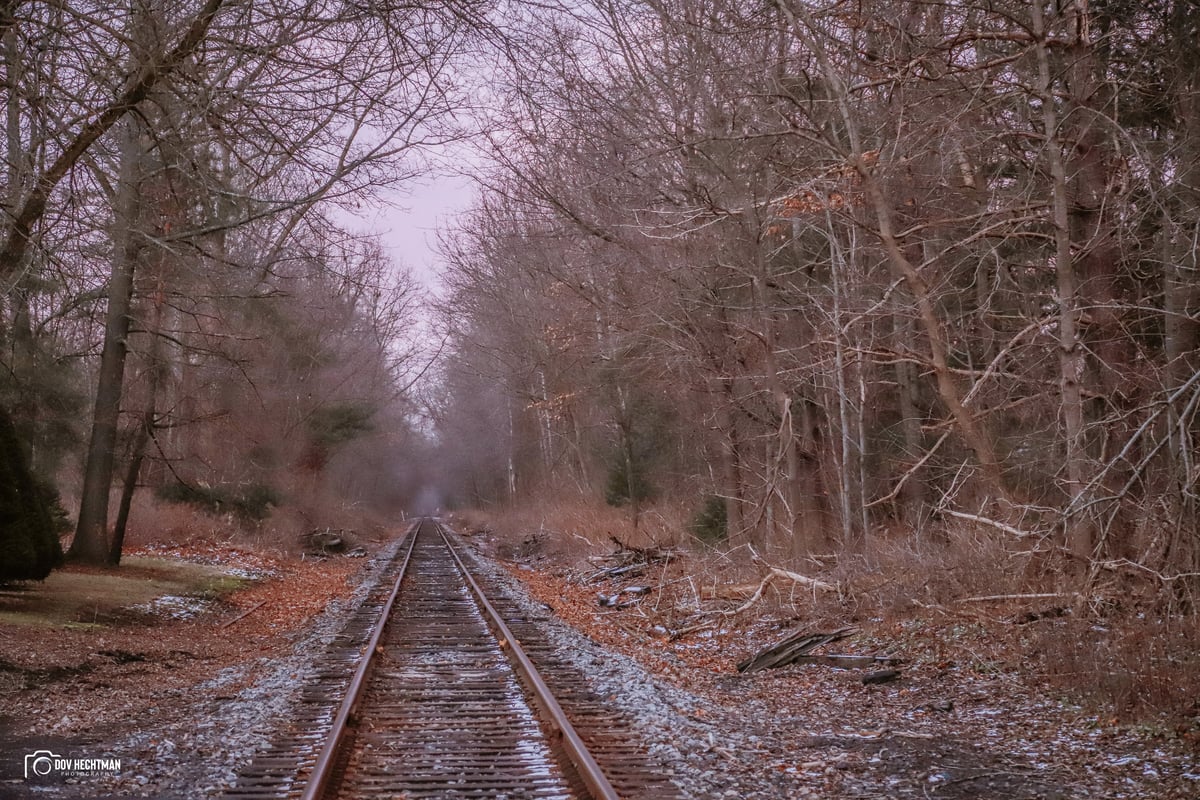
436, 521, 623, 800
297, 522, 419, 800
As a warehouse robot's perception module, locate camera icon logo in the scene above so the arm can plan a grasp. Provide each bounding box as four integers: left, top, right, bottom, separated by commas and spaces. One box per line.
24, 750, 61, 778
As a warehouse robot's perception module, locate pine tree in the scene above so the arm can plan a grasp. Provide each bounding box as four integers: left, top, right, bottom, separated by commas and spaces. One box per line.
0, 406, 63, 582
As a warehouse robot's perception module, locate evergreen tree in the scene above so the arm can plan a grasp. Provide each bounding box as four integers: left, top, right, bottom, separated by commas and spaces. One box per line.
0, 407, 63, 582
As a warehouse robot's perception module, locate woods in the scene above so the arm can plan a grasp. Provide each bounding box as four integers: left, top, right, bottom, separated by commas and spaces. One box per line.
3, 3, 1200, 792
3, 0, 1199, 602
434, 0, 1200, 605
1, 0, 480, 574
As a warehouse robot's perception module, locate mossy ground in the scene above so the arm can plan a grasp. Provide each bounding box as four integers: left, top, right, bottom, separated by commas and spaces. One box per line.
0, 557, 249, 628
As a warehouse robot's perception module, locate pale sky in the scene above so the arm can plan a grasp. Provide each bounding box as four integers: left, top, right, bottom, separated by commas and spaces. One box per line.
344, 172, 476, 291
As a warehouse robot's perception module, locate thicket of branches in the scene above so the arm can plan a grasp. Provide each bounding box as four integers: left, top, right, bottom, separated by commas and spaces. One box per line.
436, 0, 1200, 605
1, 0, 481, 570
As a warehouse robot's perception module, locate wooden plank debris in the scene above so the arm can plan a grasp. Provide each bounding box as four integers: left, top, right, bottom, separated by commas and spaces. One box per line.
737, 626, 857, 673
583, 535, 674, 583
792, 654, 902, 668
862, 668, 901, 685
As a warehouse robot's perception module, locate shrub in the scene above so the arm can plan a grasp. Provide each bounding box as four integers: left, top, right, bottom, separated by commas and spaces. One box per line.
0, 408, 63, 582
155, 482, 280, 522
689, 494, 727, 544
604, 458, 655, 507
307, 404, 374, 448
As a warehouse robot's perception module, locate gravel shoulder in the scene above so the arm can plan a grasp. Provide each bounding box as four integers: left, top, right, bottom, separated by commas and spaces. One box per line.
458, 526, 1200, 800
0, 539, 400, 799
2, 524, 1195, 800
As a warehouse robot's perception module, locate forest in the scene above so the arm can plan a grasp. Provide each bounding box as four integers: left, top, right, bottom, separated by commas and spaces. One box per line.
433, 0, 1200, 614
0, 0, 474, 576
3, 0, 1200, 611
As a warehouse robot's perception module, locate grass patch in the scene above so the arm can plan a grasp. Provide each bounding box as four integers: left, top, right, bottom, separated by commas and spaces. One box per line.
194, 573, 251, 598
0, 557, 247, 629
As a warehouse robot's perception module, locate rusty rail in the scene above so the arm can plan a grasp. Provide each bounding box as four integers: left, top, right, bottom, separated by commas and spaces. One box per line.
437, 522, 621, 800
225, 518, 676, 800
296, 526, 417, 800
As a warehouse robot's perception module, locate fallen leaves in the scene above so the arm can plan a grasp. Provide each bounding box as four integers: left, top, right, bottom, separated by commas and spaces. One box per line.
1, 541, 365, 740
500, 553, 1200, 799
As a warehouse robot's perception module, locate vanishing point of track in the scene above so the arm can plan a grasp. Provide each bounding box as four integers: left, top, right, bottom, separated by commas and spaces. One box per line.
223, 519, 676, 799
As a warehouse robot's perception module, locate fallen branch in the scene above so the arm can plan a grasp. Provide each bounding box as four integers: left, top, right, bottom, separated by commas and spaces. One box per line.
748, 546, 837, 594
957, 592, 1073, 604
942, 509, 1038, 539
584, 563, 646, 583
220, 600, 266, 629
765, 566, 837, 594
667, 553, 837, 641
1097, 558, 1200, 584
701, 581, 764, 601
583, 536, 673, 583
668, 621, 716, 641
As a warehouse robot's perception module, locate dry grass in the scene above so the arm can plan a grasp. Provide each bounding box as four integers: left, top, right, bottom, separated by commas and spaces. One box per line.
459, 498, 689, 562
0, 558, 244, 629
1038, 613, 1200, 726
457, 498, 1200, 726
122, 492, 396, 555
830, 528, 1033, 615
123, 497, 245, 547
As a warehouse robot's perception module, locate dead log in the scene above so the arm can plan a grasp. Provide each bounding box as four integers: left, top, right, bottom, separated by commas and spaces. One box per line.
737, 626, 856, 673
1012, 606, 1068, 624
597, 585, 652, 608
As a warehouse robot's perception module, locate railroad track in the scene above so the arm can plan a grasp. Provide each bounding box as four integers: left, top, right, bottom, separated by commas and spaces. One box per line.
223, 519, 676, 800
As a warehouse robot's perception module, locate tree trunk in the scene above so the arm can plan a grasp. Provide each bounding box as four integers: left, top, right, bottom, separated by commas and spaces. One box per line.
69, 120, 144, 564
1162, 45, 1200, 577
616, 384, 640, 529
109, 273, 167, 566
1034, 0, 1121, 560
749, 247, 804, 549
893, 310, 926, 512
719, 377, 745, 539
109, 414, 149, 566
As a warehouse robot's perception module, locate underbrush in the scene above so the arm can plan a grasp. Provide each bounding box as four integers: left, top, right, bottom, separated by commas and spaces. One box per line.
1037, 613, 1200, 730
456, 499, 1200, 728
124, 496, 247, 547
457, 498, 689, 562
123, 490, 393, 554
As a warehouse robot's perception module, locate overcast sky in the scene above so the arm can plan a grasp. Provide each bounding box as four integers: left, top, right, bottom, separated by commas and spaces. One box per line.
342, 171, 476, 292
